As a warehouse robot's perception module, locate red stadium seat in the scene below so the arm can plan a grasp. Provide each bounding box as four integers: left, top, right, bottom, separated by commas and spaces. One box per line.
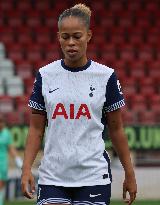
138, 78, 155, 95
7, 10, 24, 28
148, 61, 160, 79
26, 50, 43, 62
121, 77, 137, 95
110, 1, 124, 11
138, 45, 153, 61
130, 95, 148, 111
0, 96, 14, 113
121, 109, 137, 125
119, 45, 136, 61
0, 1, 13, 11
5, 112, 23, 125
0, 32, 15, 45
35, 1, 50, 11
7, 50, 24, 62
17, 1, 31, 11
24, 78, 34, 95
27, 17, 42, 28
146, 2, 158, 11
127, 1, 141, 11
129, 61, 146, 79
148, 95, 160, 112
18, 33, 33, 45
16, 58, 32, 78
138, 111, 156, 125
15, 95, 30, 112
45, 50, 61, 63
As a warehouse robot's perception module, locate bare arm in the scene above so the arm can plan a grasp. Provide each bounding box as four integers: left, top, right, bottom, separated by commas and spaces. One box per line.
106, 109, 137, 205
9, 145, 19, 158
21, 108, 47, 199
8, 145, 23, 168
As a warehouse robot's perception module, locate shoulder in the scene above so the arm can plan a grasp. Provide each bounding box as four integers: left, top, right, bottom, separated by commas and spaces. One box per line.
38, 60, 61, 76
91, 60, 114, 76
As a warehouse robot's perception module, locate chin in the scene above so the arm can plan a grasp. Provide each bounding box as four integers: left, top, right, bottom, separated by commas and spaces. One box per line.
66, 55, 80, 62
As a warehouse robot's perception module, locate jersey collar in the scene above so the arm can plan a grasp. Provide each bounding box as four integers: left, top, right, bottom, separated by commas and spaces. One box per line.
61, 59, 91, 72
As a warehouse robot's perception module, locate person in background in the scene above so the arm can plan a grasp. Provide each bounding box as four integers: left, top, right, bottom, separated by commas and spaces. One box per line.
0, 115, 22, 205
21, 3, 137, 205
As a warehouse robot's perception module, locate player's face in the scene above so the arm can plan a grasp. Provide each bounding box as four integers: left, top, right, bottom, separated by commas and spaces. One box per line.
58, 17, 92, 65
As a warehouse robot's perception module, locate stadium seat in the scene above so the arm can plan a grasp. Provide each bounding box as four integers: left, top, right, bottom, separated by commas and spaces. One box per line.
121, 108, 137, 125
138, 111, 156, 125
5, 77, 24, 96
24, 78, 34, 95
0, 78, 5, 95
27, 17, 42, 28
138, 78, 155, 95
8, 14, 23, 28
149, 95, 160, 112
0, 59, 14, 78
146, 2, 157, 11
35, 1, 50, 11
5, 111, 23, 125
0, 42, 5, 58
17, 1, 31, 11
131, 95, 148, 111
18, 33, 34, 45
0, 96, 14, 113
15, 95, 30, 112
0, 1, 13, 11
121, 77, 137, 95
7, 50, 24, 62
26, 50, 43, 62
0, 32, 15, 45
15, 61, 33, 79
119, 45, 136, 61
129, 61, 146, 79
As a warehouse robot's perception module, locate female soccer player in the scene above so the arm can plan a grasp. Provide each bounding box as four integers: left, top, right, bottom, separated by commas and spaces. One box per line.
0, 116, 22, 205
21, 4, 137, 205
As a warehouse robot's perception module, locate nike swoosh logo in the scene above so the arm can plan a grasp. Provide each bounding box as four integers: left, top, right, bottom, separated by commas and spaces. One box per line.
49, 88, 59, 93
89, 194, 101, 198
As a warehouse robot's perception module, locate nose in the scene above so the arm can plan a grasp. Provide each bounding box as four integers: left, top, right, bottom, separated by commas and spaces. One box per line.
68, 37, 75, 46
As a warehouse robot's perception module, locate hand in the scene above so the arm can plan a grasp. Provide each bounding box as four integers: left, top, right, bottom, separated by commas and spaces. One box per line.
123, 175, 137, 205
21, 170, 36, 199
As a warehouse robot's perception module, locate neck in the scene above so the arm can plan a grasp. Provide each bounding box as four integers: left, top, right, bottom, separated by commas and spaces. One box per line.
64, 56, 88, 68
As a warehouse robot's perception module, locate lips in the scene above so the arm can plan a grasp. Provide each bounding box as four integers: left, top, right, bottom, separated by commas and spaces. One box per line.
67, 49, 78, 55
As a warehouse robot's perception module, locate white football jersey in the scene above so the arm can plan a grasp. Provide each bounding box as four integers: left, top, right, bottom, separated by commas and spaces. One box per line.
29, 59, 125, 187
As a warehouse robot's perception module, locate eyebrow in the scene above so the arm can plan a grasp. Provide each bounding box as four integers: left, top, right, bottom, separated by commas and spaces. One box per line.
61, 32, 83, 35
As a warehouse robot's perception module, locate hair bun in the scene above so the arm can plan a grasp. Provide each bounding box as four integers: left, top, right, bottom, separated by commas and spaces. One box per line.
72, 3, 91, 17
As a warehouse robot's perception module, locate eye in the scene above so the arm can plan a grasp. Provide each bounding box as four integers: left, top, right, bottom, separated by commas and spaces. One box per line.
74, 34, 82, 39
61, 34, 69, 40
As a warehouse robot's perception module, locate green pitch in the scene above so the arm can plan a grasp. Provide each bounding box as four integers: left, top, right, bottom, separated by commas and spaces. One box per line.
5, 200, 160, 205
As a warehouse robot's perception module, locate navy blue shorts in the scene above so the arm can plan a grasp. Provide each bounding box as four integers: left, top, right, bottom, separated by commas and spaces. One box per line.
37, 184, 111, 205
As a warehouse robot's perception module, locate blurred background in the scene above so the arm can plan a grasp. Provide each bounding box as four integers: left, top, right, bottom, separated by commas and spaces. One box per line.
0, 0, 160, 204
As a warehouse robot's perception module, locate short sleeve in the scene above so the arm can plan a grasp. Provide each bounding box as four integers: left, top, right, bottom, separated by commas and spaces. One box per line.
28, 71, 46, 111
104, 72, 125, 112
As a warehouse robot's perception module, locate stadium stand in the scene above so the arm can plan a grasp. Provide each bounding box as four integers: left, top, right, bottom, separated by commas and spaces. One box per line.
0, 0, 160, 125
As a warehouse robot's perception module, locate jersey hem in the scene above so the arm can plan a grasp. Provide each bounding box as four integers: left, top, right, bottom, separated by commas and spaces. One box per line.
38, 179, 111, 187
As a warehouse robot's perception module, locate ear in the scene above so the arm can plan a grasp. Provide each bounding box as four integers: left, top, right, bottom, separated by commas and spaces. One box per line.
87, 29, 92, 42
57, 32, 60, 41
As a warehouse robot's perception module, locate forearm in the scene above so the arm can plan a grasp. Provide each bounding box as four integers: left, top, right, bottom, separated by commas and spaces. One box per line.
22, 128, 43, 172
110, 129, 135, 177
